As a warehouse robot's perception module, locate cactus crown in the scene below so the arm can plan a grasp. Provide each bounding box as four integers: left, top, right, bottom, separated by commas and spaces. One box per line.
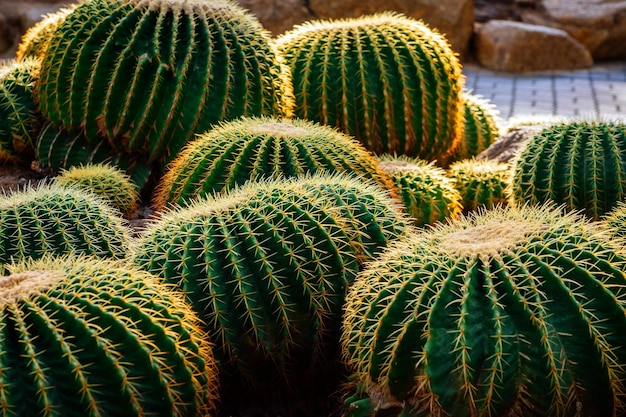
275, 11, 464, 161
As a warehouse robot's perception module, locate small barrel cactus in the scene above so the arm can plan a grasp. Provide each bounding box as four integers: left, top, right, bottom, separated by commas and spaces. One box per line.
54, 163, 140, 217
274, 12, 464, 161
153, 116, 394, 210
456, 91, 501, 160
37, 0, 292, 166
35, 121, 153, 191
0, 58, 42, 162
511, 119, 626, 220
378, 155, 462, 227
132, 173, 406, 411
15, 6, 76, 61
342, 204, 626, 417
0, 183, 131, 268
447, 158, 511, 212
0, 255, 218, 416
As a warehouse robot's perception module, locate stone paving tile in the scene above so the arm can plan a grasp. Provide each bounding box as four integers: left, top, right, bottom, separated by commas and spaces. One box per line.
462, 61, 626, 121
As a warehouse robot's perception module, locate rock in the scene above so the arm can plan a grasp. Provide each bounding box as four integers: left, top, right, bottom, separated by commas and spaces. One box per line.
474, 19, 593, 72
520, 0, 626, 61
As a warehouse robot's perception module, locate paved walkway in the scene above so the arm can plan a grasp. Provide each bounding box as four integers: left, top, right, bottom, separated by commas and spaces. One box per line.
462, 61, 626, 122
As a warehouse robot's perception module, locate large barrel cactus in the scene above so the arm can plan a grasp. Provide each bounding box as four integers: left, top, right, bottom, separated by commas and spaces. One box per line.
378, 155, 462, 227
153, 116, 394, 210
511, 119, 626, 220
274, 12, 464, 161
0, 58, 42, 162
15, 6, 76, 61
131, 173, 407, 412
0, 184, 131, 268
0, 256, 218, 416
342, 204, 626, 416
37, 0, 292, 166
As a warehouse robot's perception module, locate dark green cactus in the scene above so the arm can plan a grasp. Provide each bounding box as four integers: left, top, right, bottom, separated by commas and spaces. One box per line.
511, 119, 626, 220
342, 204, 626, 417
54, 163, 140, 218
0, 255, 218, 416
0, 58, 42, 162
15, 6, 76, 61
456, 91, 501, 160
0, 183, 131, 268
447, 158, 511, 212
35, 121, 153, 191
153, 116, 394, 210
378, 155, 462, 227
37, 0, 292, 166
131, 173, 407, 412
274, 12, 464, 161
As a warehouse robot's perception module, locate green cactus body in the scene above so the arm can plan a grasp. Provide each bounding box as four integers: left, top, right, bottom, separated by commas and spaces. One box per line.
37, 0, 291, 166
15, 6, 76, 61
511, 119, 626, 220
457, 92, 501, 160
132, 173, 406, 410
153, 116, 394, 210
447, 158, 511, 212
0, 256, 218, 416
0, 58, 41, 162
36, 121, 153, 191
274, 12, 464, 161
54, 163, 140, 217
378, 155, 462, 227
0, 184, 131, 267
342, 204, 626, 416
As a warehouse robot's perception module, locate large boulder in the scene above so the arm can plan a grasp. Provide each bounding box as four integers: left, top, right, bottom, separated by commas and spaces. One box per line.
474, 19, 593, 72
520, 0, 626, 61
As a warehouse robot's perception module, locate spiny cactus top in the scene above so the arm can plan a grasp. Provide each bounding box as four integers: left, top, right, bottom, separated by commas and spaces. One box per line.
0, 256, 218, 416
54, 163, 140, 218
37, 0, 292, 165
456, 91, 501, 160
447, 158, 511, 212
511, 119, 626, 220
0, 183, 131, 268
378, 155, 462, 227
0, 57, 41, 162
153, 116, 394, 210
342, 204, 626, 417
132, 173, 407, 409
15, 6, 76, 61
275, 12, 464, 161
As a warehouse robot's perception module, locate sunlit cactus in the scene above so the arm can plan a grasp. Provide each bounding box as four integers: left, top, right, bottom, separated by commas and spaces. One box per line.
0, 255, 219, 416
37, 0, 292, 167
275, 12, 464, 161
456, 91, 501, 160
447, 158, 511, 212
378, 155, 462, 226
153, 116, 394, 210
342, 204, 626, 417
511, 119, 626, 220
15, 6, 76, 61
0, 58, 42, 162
54, 163, 140, 217
0, 183, 131, 268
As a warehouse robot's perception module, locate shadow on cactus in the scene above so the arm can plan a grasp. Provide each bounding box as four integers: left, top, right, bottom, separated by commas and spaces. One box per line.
0, 183, 131, 269
153, 116, 395, 210
36, 0, 292, 169
53, 163, 140, 218
131, 173, 407, 414
0, 58, 42, 163
447, 158, 511, 212
275, 12, 464, 161
511, 118, 626, 220
377, 154, 462, 227
0, 255, 219, 416
342, 204, 626, 416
